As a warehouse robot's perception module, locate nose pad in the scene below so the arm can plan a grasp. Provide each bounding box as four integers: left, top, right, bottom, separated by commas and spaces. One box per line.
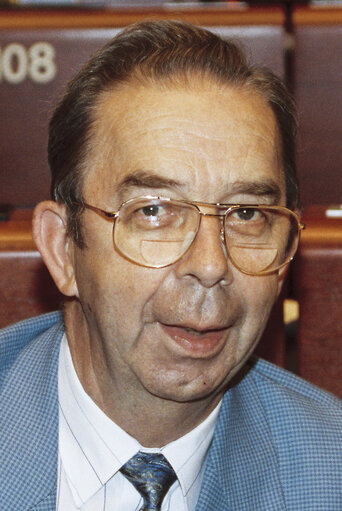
219, 223, 228, 258
220, 225, 225, 244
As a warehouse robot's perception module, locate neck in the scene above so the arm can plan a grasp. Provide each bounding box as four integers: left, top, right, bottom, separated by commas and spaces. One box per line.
102, 391, 221, 448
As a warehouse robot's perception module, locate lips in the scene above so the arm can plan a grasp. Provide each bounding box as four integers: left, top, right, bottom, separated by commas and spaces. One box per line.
160, 323, 229, 356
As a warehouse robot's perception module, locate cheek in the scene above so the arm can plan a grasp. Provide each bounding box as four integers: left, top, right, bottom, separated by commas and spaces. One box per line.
73, 245, 169, 333
238, 273, 280, 335
219, 273, 280, 379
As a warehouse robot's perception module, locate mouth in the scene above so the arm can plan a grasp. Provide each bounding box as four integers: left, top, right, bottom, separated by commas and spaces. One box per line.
159, 323, 229, 357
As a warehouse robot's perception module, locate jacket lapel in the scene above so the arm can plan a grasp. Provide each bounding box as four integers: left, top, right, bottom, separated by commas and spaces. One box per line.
0, 318, 64, 511
26, 494, 56, 511
196, 363, 287, 511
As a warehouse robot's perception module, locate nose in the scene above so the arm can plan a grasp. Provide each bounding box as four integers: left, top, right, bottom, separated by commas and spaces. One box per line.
174, 215, 232, 288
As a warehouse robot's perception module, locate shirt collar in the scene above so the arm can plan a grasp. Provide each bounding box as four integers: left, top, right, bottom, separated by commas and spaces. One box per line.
58, 334, 221, 507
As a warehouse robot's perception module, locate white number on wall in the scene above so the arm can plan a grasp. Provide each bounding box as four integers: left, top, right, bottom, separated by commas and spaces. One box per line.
0, 42, 56, 84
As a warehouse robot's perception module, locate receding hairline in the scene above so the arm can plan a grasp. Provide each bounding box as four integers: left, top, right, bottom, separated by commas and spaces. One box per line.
80, 73, 285, 207
91, 63, 272, 106
83, 70, 282, 176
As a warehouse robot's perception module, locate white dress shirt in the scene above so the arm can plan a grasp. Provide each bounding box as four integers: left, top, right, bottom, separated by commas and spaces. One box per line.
57, 334, 222, 510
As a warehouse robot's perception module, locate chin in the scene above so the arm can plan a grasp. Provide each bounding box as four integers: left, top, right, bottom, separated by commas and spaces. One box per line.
142, 370, 230, 404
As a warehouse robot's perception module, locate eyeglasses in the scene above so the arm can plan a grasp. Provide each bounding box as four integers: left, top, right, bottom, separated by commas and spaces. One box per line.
79, 196, 304, 275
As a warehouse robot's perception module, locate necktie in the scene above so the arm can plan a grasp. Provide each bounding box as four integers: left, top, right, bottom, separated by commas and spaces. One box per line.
120, 452, 177, 511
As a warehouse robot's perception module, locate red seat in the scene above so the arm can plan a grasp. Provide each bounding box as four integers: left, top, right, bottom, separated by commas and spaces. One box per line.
293, 205, 342, 398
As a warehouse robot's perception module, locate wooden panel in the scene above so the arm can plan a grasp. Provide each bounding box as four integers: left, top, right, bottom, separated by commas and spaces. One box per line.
0, 215, 60, 327
0, 28, 120, 207
293, 205, 342, 397
0, 219, 35, 250
294, 14, 342, 206
0, 7, 284, 29
294, 6, 342, 25
0, 12, 284, 207
0, 216, 286, 366
0, 251, 62, 328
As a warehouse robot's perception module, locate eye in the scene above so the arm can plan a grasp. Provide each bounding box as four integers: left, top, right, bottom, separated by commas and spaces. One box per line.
233, 208, 264, 222
128, 201, 175, 230
138, 203, 169, 222
141, 204, 164, 218
226, 207, 270, 236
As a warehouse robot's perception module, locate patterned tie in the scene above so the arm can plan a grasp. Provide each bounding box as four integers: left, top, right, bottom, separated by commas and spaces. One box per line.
120, 452, 177, 511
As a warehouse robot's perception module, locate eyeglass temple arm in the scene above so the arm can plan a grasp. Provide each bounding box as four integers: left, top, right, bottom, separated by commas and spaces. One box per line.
78, 202, 118, 220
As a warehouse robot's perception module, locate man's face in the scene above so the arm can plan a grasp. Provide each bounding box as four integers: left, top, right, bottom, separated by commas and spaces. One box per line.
71, 78, 285, 406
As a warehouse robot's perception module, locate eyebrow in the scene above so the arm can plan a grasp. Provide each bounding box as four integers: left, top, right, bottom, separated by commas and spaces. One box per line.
116, 170, 282, 203
117, 170, 184, 195
228, 180, 282, 204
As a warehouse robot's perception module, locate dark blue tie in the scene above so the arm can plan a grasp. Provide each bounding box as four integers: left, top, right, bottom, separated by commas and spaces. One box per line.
120, 452, 177, 510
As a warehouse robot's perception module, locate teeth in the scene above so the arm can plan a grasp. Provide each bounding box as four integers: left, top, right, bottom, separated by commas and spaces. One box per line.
183, 327, 204, 336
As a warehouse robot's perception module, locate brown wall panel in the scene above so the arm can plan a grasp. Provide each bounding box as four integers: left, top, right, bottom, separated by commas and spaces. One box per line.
294, 24, 342, 206
0, 251, 62, 328
294, 206, 342, 397
0, 28, 121, 207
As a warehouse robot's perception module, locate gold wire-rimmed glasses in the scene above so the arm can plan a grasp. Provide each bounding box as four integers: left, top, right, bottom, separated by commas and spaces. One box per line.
78, 196, 305, 275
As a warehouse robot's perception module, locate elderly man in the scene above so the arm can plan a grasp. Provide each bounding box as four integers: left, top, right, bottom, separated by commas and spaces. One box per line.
1, 20, 341, 511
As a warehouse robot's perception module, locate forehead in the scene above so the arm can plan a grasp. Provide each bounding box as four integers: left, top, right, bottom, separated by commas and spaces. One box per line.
83, 77, 283, 204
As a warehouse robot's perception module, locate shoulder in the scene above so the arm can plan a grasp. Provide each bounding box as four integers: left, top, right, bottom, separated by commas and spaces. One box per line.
0, 311, 64, 386
246, 359, 342, 496
240, 357, 342, 442
248, 356, 342, 417
0, 313, 62, 509
215, 359, 342, 508
221, 357, 342, 444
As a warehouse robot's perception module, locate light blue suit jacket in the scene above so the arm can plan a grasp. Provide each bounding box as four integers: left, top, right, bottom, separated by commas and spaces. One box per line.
1, 312, 342, 510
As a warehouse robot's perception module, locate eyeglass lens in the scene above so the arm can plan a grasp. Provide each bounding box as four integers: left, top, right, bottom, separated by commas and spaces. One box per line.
113, 198, 299, 273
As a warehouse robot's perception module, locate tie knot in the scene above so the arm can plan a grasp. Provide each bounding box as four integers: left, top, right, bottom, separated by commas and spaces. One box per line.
120, 452, 177, 510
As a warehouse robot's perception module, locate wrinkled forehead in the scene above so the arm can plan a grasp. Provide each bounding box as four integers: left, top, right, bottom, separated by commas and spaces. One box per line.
82, 78, 284, 205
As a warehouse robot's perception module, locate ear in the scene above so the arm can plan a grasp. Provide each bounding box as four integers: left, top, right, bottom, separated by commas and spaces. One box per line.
276, 206, 302, 298
32, 201, 79, 297
276, 263, 289, 298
